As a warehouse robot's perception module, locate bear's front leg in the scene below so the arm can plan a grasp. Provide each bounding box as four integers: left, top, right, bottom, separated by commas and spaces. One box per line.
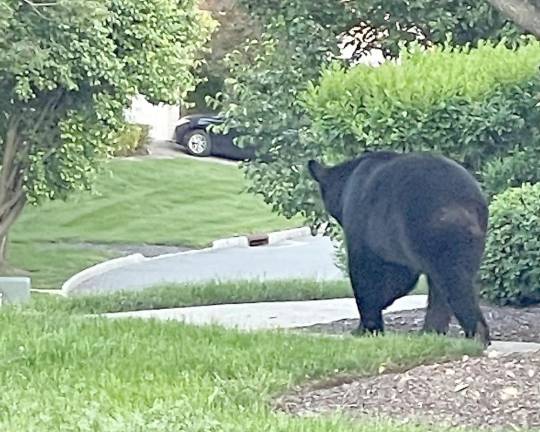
348, 246, 417, 337
350, 310, 384, 336
360, 308, 385, 334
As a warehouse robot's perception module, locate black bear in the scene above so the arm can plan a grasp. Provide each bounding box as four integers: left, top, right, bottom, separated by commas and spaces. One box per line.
308, 151, 490, 345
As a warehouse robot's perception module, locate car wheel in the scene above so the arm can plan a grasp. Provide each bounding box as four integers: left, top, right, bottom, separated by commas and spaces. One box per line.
185, 130, 212, 157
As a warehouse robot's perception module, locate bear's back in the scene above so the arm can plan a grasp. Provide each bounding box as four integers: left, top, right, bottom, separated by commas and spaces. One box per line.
343, 153, 484, 218
340, 152, 486, 270
341, 152, 487, 256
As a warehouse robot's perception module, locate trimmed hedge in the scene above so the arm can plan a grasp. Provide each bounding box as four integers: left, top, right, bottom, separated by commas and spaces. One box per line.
480, 183, 540, 306
481, 147, 540, 199
302, 41, 540, 184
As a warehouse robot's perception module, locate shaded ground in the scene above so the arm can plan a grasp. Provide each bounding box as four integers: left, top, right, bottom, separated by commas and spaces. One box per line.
298, 303, 540, 343
277, 352, 540, 431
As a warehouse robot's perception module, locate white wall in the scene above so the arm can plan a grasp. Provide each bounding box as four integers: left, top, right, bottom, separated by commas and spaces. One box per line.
124, 95, 180, 141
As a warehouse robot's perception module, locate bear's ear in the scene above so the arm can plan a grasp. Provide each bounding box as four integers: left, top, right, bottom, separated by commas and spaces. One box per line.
307, 160, 327, 183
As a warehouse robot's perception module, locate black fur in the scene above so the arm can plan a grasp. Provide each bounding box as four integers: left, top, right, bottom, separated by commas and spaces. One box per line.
309, 151, 490, 345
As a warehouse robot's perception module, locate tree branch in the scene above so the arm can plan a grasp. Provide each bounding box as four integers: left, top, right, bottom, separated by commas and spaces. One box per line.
22, 0, 59, 7
486, 0, 540, 38
0, 188, 25, 216
21, 0, 59, 19
0, 196, 26, 240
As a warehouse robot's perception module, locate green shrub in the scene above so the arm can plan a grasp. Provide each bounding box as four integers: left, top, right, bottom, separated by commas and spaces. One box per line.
303, 41, 540, 172
481, 147, 540, 199
480, 183, 540, 306
112, 123, 150, 157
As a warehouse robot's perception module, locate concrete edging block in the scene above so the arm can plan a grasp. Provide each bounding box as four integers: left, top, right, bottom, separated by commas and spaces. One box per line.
267, 227, 311, 244
212, 226, 311, 250
212, 236, 249, 249
0, 277, 31, 304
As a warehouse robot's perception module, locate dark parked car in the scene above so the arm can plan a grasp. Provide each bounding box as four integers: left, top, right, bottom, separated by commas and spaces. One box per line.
172, 114, 256, 160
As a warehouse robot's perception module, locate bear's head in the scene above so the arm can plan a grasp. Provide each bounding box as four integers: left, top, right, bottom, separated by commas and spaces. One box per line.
308, 152, 400, 224
308, 159, 357, 224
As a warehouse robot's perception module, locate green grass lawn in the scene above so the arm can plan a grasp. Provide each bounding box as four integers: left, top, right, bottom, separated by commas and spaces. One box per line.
6, 242, 115, 290
31, 277, 426, 315
5, 157, 301, 289
0, 300, 482, 431
34, 280, 353, 314
39, 278, 426, 315
12, 157, 301, 246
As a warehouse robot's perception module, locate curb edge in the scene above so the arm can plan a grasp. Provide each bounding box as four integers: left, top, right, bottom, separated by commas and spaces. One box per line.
61, 253, 147, 295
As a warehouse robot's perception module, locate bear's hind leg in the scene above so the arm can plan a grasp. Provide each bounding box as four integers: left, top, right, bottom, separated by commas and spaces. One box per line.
430, 270, 490, 346
422, 280, 452, 334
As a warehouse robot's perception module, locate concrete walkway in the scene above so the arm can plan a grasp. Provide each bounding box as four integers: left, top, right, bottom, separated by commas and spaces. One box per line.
103, 295, 540, 355
105, 295, 427, 329
70, 236, 344, 295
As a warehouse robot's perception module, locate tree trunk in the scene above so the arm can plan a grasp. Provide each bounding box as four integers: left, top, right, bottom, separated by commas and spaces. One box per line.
0, 234, 8, 265
0, 116, 27, 268
487, 0, 540, 37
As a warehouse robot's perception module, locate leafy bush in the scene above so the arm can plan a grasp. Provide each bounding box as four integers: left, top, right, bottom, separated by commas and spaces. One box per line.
112, 123, 150, 157
480, 147, 540, 199
480, 183, 540, 306
303, 41, 540, 174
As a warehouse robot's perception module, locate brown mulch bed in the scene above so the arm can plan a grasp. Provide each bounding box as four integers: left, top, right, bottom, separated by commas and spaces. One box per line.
277, 352, 540, 431
283, 302, 540, 430
298, 303, 540, 343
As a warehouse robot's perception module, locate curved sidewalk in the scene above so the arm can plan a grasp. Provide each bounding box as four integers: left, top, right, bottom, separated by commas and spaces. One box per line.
104, 294, 540, 355
105, 295, 427, 329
